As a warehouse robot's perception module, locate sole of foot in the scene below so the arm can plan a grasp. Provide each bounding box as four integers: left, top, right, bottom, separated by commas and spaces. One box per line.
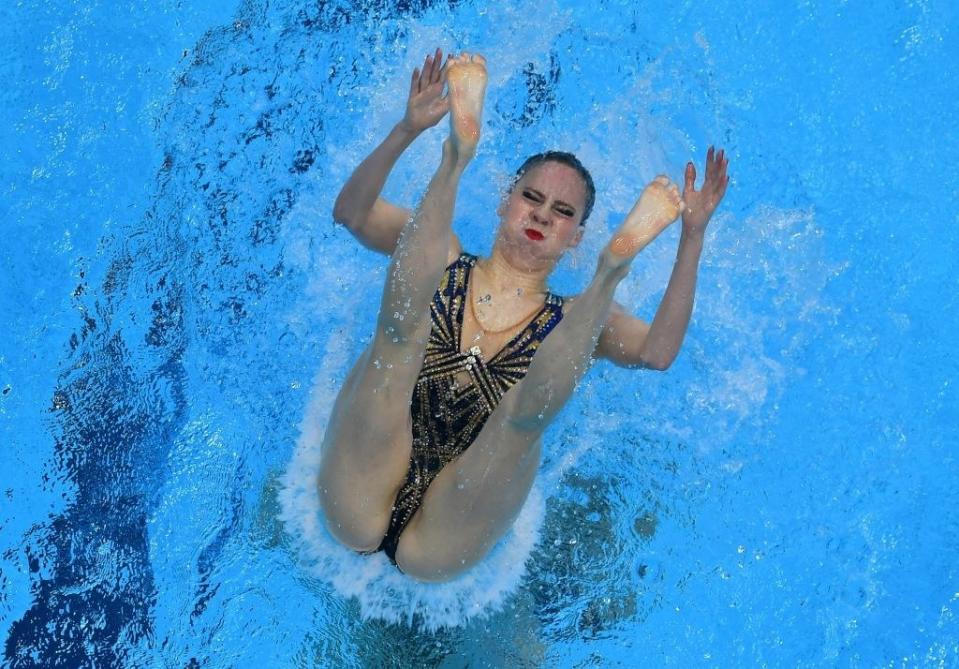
606, 176, 683, 264
446, 53, 488, 159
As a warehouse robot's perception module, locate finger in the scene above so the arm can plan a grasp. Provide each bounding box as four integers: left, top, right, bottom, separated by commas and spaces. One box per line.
717, 174, 729, 200
705, 146, 716, 182
421, 56, 431, 87
718, 155, 729, 182
410, 67, 420, 97
683, 161, 696, 194
654, 174, 670, 186
423, 54, 436, 88
431, 47, 444, 84
430, 49, 443, 82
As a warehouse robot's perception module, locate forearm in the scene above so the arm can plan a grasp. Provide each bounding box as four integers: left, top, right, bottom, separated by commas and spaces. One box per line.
332, 121, 420, 225
642, 230, 704, 368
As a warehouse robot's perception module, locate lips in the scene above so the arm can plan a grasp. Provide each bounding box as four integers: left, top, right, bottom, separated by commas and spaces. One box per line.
524, 229, 544, 241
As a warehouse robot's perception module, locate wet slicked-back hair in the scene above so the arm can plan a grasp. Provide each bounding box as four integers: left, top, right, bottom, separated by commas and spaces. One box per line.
512, 151, 596, 225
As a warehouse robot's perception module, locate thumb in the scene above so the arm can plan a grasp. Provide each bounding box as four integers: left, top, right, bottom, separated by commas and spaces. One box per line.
683, 161, 696, 195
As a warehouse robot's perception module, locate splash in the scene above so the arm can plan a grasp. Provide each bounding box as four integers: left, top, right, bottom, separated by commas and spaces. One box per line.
278, 377, 546, 632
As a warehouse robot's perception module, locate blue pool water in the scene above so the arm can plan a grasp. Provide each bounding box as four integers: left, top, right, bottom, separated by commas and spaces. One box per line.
2, 0, 957, 665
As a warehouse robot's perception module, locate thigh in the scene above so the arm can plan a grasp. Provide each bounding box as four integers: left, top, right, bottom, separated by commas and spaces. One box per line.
316, 339, 424, 551
395, 428, 543, 581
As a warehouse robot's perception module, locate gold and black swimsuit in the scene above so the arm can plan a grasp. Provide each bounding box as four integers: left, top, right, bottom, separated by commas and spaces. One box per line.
366, 252, 565, 568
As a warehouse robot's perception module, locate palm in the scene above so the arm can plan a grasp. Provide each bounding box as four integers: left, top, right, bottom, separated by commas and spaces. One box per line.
682, 146, 730, 234
403, 48, 449, 132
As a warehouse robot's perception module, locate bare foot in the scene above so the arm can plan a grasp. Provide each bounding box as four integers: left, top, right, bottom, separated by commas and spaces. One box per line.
606, 176, 683, 262
446, 53, 487, 161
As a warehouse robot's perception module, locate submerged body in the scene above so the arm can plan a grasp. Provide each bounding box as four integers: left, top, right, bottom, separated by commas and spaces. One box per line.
317, 50, 729, 582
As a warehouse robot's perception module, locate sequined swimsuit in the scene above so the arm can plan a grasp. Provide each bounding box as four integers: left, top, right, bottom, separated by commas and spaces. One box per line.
365, 253, 565, 568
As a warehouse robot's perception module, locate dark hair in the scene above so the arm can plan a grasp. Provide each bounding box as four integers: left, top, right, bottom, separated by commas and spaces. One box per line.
512, 151, 596, 225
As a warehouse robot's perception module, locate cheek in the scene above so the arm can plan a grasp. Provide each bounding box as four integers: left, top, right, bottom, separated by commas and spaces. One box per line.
502, 198, 526, 221
559, 223, 582, 246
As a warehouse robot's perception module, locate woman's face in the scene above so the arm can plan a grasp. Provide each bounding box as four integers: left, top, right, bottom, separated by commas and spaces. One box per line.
496, 161, 587, 263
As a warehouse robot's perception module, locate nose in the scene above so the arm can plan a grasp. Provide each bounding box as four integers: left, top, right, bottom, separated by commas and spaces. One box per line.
531, 202, 551, 225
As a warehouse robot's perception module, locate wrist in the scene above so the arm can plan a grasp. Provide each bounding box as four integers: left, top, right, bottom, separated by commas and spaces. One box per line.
680, 224, 706, 243
678, 228, 705, 259
394, 119, 422, 140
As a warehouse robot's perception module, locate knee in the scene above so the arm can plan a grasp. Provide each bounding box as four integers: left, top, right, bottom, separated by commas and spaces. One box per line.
316, 478, 390, 553
394, 525, 481, 583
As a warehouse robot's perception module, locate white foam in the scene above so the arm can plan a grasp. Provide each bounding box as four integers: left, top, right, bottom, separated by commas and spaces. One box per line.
277, 357, 547, 632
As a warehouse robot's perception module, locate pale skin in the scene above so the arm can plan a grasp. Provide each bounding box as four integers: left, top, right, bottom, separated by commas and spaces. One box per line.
318, 49, 730, 582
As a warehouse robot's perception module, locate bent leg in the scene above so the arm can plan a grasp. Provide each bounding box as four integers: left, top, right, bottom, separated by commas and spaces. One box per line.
395, 176, 683, 580
317, 55, 488, 553
396, 255, 629, 581
317, 142, 474, 551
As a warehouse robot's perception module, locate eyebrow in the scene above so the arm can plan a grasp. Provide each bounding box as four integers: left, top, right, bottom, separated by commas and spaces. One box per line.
523, 187, 578, 214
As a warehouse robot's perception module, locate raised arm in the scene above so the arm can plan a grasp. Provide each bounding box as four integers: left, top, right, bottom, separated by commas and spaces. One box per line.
596, 147, 730, 369
333, 48, 461, 258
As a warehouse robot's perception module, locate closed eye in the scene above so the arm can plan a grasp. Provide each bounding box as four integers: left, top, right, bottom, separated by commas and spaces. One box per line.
523, 189, 576, 218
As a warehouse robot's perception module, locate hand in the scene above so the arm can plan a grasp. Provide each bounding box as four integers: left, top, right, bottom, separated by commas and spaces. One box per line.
400, 48, 450, 134
682, 146, 730, 235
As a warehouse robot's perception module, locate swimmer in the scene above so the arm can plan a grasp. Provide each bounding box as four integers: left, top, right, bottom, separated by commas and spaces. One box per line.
317, 48, 729, 583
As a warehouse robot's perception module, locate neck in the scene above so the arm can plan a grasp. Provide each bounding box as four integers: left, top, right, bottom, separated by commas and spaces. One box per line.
479, 243, 553, 296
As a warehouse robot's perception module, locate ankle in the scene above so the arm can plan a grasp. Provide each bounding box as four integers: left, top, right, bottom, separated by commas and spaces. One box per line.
441, 138, 473, 173
595, 250, 631, 283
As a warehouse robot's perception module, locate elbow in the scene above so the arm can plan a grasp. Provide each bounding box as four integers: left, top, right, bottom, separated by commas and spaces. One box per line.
637, 351, 673, 371
333, 208, 369, 236
332, 193, 367, 231
332, 198, 353, 227
645, 359, 671, 372
609, 347, 673, 371
633, 342, 678, 371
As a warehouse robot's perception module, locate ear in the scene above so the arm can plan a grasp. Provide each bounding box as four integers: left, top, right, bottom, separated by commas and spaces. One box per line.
568, 226, 584, 248
496, 193, 508, 218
